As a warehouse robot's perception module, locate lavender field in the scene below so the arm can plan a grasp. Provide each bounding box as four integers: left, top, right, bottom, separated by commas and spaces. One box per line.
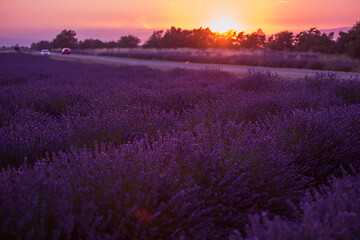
1, 52, 360, 239
82, 48, 360, 73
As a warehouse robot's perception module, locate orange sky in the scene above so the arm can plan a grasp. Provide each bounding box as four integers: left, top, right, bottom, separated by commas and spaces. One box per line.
0, 0, 359, 44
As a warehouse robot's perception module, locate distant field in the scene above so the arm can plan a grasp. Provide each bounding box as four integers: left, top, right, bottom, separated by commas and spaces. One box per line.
79, 47, 360, 72
1, 53, 360, 239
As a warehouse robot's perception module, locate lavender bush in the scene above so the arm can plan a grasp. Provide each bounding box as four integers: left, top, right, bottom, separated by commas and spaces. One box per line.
232, 171, 360, 240
1, 53, 360, 239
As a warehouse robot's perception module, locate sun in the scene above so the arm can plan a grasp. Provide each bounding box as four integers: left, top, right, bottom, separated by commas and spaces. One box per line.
209, 17, 241, 34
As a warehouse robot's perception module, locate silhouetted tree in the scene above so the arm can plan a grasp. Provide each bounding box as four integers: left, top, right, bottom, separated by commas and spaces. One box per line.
233, 31, 246, 48
13, 44, 20, 52
118, 35, 141, 48
241, 29, 266, 49
214, 30, 238, 48
28, 21, 360, 57
31, 40, 52, 50
336, 21, 360, 58
295, 28, 335, 53
161, 27, 190, 48
103, 41, 117, 48
78, 39, 104, 49
52, 29, 78, 49
187, 27, 215, 49
143, 31, 164, 48
268, 31, 294, 51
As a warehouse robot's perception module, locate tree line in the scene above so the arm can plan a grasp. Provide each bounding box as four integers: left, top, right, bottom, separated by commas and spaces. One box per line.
31, 30, 141, 50
31, 20, 360, 58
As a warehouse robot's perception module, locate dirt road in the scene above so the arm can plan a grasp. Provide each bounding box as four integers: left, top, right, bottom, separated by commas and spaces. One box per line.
49, 53, 360, 79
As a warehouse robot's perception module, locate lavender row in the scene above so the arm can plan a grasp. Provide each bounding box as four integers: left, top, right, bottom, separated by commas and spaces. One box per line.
2, 108, 360, 239
2, 54, 360, 168
88, 48, 359, 72
233, 171, 360, 240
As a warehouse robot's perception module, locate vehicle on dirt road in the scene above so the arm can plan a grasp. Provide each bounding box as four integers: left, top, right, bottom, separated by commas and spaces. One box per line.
40, 49, 50, 56
61, 48, 71, 55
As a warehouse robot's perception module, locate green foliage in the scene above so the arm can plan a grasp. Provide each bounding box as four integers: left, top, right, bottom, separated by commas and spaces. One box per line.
295, 28, 336, 53
336, 21, 360, 58
142, 30, 164, 48
268, 31, 294, 51
30, 40, 52, 50
78, 39, 104, 49
52, 29, 78, 49
240, 29, 266, 49
117, 35, 141, 48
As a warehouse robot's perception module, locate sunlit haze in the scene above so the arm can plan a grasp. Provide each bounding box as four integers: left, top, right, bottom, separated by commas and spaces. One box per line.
1, 0, 359, 46
209, 17, 243, 34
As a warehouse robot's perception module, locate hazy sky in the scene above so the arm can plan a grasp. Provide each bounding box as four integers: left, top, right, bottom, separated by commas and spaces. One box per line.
1, 0, 359, 44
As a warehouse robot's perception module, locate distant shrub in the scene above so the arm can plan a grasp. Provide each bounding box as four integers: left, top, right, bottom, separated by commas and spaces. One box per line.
246, 59, 260, 66
307, 60, 328, 70
232, 55, 249, 65
293, 60, 308, 68
330, 60, 356, 72
283, 61, 294, 68
332, 64, 354, 72
230, 72, 277, 91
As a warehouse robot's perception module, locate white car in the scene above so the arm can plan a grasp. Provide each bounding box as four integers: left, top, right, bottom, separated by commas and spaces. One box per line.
40, 49, 50, 56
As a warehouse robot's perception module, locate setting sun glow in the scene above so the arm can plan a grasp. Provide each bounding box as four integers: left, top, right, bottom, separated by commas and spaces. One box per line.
209, 17, 241, 34
1, 0, 359, 46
